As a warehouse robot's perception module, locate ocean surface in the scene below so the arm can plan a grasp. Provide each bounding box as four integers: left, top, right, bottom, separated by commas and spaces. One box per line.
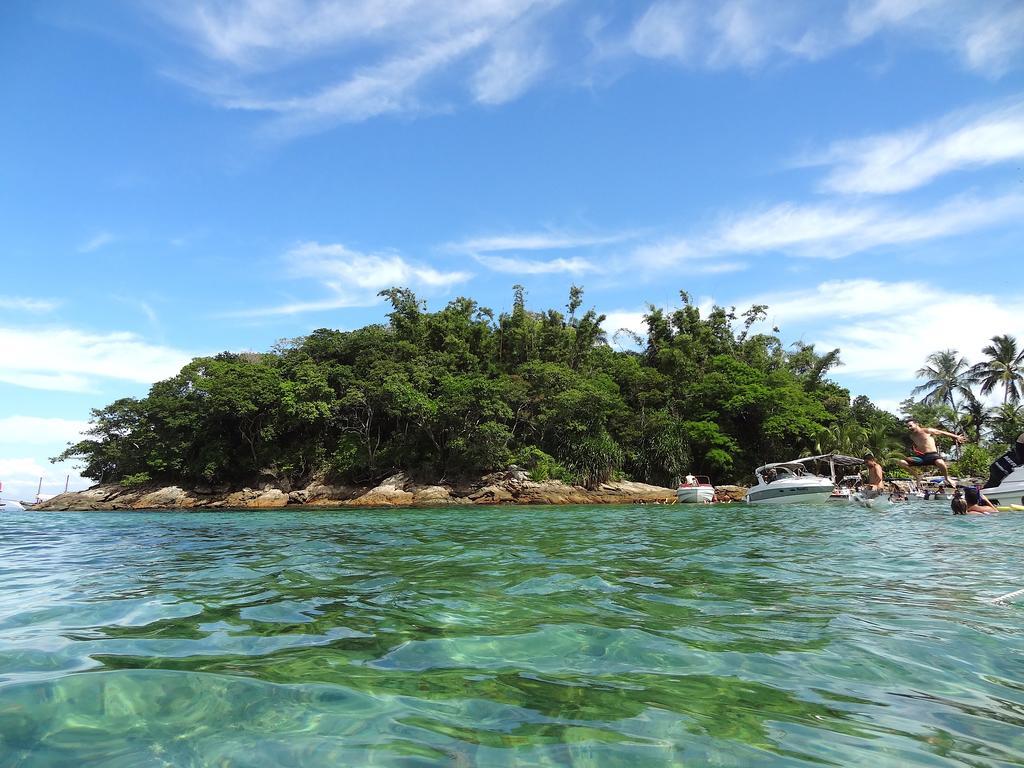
2, 502, 1024, 767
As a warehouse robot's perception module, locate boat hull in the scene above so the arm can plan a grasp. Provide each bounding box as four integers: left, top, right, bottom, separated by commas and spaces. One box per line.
981, 483, 1024, 507
676, 486, 715, 503
745, 481, 834, 504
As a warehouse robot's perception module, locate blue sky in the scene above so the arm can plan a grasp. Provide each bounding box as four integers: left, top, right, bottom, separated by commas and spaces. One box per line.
2, 0, 1024, 499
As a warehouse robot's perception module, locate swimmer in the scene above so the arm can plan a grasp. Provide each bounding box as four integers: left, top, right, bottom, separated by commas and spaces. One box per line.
898, 419, 966, 487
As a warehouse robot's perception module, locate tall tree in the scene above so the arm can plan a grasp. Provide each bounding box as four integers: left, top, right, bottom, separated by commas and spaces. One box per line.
970, 334, 1024, 404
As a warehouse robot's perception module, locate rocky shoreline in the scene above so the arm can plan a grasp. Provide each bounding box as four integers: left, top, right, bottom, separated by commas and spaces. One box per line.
33, 469, 749, 511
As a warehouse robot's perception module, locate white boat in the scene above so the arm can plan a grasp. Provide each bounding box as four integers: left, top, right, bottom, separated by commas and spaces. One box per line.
982, 465, 1024, 508
676, 475, 715, 503
746, 454, 863, 504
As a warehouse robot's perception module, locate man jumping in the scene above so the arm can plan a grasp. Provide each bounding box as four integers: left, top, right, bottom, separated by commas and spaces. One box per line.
898, 419, 966, 486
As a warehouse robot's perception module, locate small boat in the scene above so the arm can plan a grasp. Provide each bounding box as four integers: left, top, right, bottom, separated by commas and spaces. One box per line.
676, 475, 715, 503
746, 454, 863, 504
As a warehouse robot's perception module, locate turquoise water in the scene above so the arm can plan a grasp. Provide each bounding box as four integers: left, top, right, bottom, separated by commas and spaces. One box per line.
2, 503, 1024, 767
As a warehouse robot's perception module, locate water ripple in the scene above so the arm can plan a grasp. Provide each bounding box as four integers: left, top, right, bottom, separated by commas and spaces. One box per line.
2, 503, 1024, 766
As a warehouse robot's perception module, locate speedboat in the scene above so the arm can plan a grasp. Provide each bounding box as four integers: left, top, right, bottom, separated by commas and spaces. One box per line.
676, 475, 715, 503
982, 465, 1024, 507
746, 454, 862, 504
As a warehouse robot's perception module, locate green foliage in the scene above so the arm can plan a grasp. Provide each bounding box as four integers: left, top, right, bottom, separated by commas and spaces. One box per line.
951, 444, 995, 480
119, 472, 151, 488
57, 285, 883, 488
513, 447, 571, 482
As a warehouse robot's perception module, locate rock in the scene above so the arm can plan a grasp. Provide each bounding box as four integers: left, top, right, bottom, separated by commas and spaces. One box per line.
587, 481, 676, 504
220, 488, 288, 508
288, 489, 310, 505
132, 486, 196, 509
412, 485, 454, 505
468, 484, 515, 504
348, 473, 415, 506
713, 484, 748, 502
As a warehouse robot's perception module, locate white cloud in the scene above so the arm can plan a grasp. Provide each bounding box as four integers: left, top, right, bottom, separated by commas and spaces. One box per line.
472, 34, 550, 105
448, 229, 637, 275
627, 0, 1024, 76
0, 327, 193, 392
0, 416, 90, 446
742, 279, 1024, 380
155, 0, 562, 135
0, 296, 60, 312
0, 457, 86, 500
629, 192, 1024, 267
230, 241, 472, 317
450, 231, 632, 254
803, 101, 1024, 195
473, 254, 596, 274
602, 309, 649, 347
78, 232, 115, 253
711, 192, 1023, 260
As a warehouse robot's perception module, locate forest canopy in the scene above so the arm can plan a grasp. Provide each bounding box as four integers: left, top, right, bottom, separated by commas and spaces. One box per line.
57, 286, 906, 489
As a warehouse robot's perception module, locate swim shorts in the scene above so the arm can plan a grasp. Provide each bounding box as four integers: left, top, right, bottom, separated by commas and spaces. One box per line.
906, 452, 941, 466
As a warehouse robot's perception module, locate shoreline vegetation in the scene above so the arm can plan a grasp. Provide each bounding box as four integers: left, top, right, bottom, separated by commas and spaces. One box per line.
46, 286, 1024, 511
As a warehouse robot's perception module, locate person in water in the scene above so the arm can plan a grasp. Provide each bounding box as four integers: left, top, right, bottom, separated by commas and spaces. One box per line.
984, 432, 1024, 490
898, 419, 966, 486
952, 487, 996, 515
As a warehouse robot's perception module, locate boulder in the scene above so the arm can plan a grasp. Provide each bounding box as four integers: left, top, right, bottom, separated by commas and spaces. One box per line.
132, 486, 196, 509
713, 484, 748, 502
412, 485, 455, 505
348, 473, 415, 506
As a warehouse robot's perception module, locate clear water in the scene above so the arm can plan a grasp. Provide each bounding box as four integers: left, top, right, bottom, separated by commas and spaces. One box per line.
2, 503, 1024, 767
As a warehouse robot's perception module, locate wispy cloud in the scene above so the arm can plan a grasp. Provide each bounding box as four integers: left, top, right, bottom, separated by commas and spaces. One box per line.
627, 0, 1024, 76
801, 100, 1024, 195
0, 326, 193, 392
471, 31, 550, 105
154, 0, 563, 136
77, 231, 115, 253
473, 254, 597, 275
632, 191, 1024, 266
228, 241, 472, 317
0, 296, 60, 313
448, 229, 636, 275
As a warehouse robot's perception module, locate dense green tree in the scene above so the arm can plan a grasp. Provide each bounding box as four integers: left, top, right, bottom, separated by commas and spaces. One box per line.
55, 285, 903, 489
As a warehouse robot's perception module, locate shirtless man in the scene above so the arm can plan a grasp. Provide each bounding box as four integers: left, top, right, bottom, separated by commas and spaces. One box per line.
863, 455, 884, 496
898, 419, 966, 486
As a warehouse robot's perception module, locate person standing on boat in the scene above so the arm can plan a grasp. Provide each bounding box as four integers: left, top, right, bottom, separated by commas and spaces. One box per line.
897, 419, 965, 486
984, 432, 1024, 491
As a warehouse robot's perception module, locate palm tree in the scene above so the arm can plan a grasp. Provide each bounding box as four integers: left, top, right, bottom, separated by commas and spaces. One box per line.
958, 392, 991, 444
990, 403, 1024, 445
913, 350, 973, 414
970, 334, 1024, 404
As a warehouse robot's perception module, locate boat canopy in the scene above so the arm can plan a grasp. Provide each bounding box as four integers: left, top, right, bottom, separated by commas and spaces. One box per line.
754, 454, 863, 474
